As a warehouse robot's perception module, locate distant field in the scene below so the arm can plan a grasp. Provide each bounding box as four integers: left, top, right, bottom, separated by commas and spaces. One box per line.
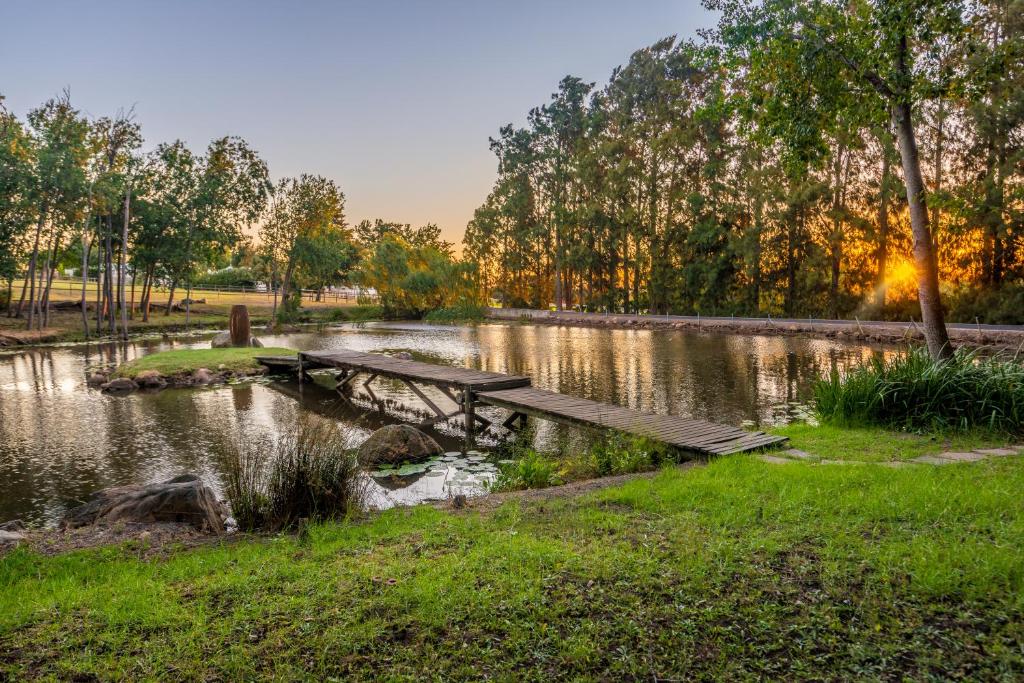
9, 279, 361, 309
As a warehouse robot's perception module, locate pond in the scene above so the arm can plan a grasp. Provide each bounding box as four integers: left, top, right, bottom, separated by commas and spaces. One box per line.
0, 322, 890, 525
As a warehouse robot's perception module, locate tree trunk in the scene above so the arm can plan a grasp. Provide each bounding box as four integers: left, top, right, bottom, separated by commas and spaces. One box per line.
119, 189, 130, 339
892, 99, 952, 359
165, 280, 176, 316
25, 205, 46, 330
81, 234, 91, 339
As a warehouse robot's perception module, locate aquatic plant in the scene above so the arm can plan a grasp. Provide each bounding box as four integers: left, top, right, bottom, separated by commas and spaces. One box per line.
814, 347, 1024, 433
220, 417, 367, 531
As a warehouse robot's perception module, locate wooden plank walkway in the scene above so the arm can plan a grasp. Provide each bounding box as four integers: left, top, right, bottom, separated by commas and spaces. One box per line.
478, 386, 786, 455
299, 349, 532, 391
282, 349, 785, 455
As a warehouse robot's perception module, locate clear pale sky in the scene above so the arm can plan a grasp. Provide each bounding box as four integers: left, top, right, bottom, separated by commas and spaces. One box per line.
2, 0, 713, 245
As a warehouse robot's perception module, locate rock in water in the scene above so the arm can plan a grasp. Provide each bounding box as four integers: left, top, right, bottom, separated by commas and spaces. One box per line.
357, 425, 443, 466
211, 331, 233, 348
61, 475, 226, 532
101, 377, 138, 393
212, 330, 262, 349
229, 304, 251, 347
135, 370, 166, 389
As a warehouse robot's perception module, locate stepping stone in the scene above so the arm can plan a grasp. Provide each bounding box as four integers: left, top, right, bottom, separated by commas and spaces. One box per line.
975, 448, 1019, 457
819, 459, 867, 465
935, 451, 987, 462
881, 461, 912, 468
759, 455, 795, 464
781, 448, 817, 460
911, 455, 956, 465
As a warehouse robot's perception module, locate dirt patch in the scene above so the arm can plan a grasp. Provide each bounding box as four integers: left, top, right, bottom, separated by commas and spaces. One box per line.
437, 461, 704, 514
1, 522, 232, 558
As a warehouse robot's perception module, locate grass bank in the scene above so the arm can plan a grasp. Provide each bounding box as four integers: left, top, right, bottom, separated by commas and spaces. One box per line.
113, 347, 294, 379
3, 454, 1023, 679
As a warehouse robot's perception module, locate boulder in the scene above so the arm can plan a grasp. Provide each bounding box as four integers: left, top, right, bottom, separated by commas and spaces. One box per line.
394, 352, 414, 360
61, 475, 226, 533
101, 377, 137, 392
211, 331, 263, 349
357, 424, 443, 466
0, 519, 25, 532
135, 370, 167, 389
192, 368, 215, 385
0, 530, 24, 546
87, 372, 109, 386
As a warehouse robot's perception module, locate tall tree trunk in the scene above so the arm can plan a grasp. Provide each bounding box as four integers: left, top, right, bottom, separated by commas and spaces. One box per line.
25, 204, 47, 330
165, 280, 176, 317
119, 189, 130, 339
892, 98, 952, 359
81, 234, 91, 339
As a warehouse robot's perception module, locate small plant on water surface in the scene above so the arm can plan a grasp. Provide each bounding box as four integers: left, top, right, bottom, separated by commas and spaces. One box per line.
815, 347, 1024, 434
219, 417, 368, 531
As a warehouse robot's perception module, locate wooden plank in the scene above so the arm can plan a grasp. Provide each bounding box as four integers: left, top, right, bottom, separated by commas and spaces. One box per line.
478, 386, 784, 456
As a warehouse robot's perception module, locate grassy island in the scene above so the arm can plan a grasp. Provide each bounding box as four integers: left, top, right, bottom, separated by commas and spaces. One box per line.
113, 347, 296, 379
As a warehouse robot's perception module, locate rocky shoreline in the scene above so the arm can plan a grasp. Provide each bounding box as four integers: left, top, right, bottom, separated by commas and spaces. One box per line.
87, 365, 269, 393
487, 309, 1024, 351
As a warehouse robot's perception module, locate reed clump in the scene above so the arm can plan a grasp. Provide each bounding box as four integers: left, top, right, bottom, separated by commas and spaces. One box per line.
220, 417, 368, 531
815, 347, 1024, 434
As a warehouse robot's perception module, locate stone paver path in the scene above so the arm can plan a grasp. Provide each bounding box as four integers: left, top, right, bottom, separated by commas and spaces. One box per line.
759, 444, 1024, 467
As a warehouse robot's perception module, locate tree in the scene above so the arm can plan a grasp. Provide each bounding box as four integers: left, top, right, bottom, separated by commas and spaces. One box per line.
707, 0, 958, 357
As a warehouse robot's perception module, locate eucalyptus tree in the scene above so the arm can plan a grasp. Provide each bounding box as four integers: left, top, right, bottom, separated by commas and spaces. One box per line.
0, 98, 33, 314
259, 174, 347, 318
707, 0, 961, 356
20, 92, 91, 330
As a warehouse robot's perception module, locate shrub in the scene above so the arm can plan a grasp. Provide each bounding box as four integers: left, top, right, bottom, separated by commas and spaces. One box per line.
194, 267, 258, 289
948, 283, 1024, 325
220, 417, 368, 531
423, 303, 487, 323
490, 450, 560, 492
815, 347, 1024, 434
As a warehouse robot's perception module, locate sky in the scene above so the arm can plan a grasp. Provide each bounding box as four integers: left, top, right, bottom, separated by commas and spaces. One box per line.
2, 0, 715, 246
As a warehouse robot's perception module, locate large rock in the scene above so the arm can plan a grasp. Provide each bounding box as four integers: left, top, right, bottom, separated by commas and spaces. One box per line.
135, 370, 167, 389
211, 331, 262, 349
61, 475, 226, 533
101, 377, 137, 392
357, 425, 443, 466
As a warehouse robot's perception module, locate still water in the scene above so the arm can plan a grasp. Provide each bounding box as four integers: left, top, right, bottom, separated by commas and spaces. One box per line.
0, 322, 889, 525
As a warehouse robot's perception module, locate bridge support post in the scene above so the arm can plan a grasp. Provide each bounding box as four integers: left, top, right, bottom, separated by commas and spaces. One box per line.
463, 388, 475, 434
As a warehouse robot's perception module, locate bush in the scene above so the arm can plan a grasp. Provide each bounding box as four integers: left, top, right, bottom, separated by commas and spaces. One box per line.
948, 284, 1024, 325
220, 417, 368, 531
490, 449, 561, 492
815, 347, 1024, 434
423, 303, 487, 323
194, 267, 258, 289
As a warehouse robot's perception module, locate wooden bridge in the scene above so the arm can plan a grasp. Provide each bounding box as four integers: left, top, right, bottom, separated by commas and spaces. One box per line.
270, 349, 785, 456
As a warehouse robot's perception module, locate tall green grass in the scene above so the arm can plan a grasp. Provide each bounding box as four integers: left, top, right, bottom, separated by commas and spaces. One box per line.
815, 347, 1024, 433
219, 417, 368, 531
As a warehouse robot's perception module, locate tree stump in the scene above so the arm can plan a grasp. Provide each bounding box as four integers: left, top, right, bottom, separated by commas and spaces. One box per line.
229, 305, 251, 347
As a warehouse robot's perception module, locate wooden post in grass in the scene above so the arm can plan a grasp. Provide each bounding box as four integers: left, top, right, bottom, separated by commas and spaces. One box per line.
229, 305, 251, 347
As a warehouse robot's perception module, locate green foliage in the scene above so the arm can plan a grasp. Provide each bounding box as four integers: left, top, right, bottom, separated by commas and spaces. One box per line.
357, 233, 480, 318
219, 417, 367, 531
949, 283, 1024, 325
423, 303, 487, 323
490, 449, 561, 492
193, 267, 257, 289
815, 347, 1024, 433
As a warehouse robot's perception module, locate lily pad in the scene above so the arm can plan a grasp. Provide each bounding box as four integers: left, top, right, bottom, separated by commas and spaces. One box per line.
394, 463, 430, 476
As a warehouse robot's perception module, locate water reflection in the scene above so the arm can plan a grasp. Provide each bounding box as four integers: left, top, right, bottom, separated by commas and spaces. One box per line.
0, 322, 892, 525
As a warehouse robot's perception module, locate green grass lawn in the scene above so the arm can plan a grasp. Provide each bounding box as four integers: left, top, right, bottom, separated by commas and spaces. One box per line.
113, 347, 295, 378
772, 422, 1020, 462
3, 455, 1023, 680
